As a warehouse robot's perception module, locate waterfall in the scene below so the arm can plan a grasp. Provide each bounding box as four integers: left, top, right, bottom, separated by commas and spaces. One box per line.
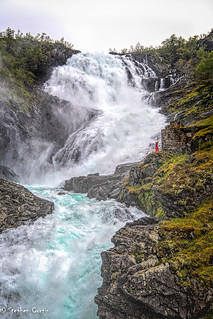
0, 53, 167, 319
44, 53, 166, 180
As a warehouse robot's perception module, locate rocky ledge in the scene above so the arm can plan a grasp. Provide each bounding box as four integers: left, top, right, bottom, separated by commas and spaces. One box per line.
0, 179, 54, 232
64, 162, 137, 200
95, 216, 213, 319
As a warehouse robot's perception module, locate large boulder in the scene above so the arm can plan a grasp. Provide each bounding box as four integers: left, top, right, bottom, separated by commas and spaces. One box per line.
0, 179, 54, 232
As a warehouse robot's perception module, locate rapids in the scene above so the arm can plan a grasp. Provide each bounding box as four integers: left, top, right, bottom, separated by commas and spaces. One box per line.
0, 187, 143, 319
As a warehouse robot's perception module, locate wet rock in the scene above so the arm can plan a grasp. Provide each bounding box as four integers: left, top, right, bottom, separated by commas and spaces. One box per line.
64, 173, 125, 201
0, 179, 54, 232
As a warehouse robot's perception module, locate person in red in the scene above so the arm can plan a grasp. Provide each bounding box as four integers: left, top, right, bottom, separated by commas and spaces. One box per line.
155, 141, 159, 152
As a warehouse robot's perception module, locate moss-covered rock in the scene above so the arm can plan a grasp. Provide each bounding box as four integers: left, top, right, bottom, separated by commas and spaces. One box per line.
158, 196, 213, 289
120, 117, 213, 219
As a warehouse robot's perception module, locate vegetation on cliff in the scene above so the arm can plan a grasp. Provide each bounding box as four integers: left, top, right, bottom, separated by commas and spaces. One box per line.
120, 120, 213, 293
158, 196, 213, 289
0, 28, 75, 85
0, 28, 77, 111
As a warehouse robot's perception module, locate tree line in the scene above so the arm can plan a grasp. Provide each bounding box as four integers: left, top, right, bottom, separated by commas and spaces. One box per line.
0, 27, 74, 88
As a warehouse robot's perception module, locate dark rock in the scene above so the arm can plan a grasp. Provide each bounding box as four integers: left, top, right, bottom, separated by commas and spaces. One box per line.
64, 172, 125, 201
95, 217, 212, 319
0, 165, 19, 182
153, 77, 189, 115
32, 43, 80, 84
0, 179, 54, 232
131, 53, 169, 78
64, 162, 138, 201
141, 77, 158, 92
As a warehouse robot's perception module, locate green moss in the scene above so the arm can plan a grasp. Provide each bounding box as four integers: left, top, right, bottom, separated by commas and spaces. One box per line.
138, 189, 165, 218
155, 206, 166, 219
159, 197, 213, 288
166, 80, 213, 122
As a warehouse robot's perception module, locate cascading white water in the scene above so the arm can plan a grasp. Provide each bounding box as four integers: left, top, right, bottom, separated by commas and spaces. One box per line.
0, 53, 167, 318
44, 53, 166, 180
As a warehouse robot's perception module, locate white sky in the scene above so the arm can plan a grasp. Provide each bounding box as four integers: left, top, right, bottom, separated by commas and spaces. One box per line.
0, 0, 212, 53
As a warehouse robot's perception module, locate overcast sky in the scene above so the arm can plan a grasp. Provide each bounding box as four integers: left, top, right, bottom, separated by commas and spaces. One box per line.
0, 0, 212, 53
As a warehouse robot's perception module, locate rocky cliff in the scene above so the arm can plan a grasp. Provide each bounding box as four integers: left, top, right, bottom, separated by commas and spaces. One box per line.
64, 162, 137, 200
95, 215, 212, 319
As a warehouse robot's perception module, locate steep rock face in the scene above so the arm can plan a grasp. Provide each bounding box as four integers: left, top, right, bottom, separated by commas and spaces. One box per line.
0, 41, 87, 180
0, 179, 54, 232
95, 217, 212, 319
161, 122, 198, 154
131, 53, 183, 93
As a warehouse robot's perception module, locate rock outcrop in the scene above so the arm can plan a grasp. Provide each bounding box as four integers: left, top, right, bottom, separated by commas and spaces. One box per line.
95, 217, 212, 319
0, 179, 54, 232
64, 163, 137, 201
0, 37, 88, 181
197, 30, 213, 52
120, 148, 213, 219
161, 121, 197, 154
